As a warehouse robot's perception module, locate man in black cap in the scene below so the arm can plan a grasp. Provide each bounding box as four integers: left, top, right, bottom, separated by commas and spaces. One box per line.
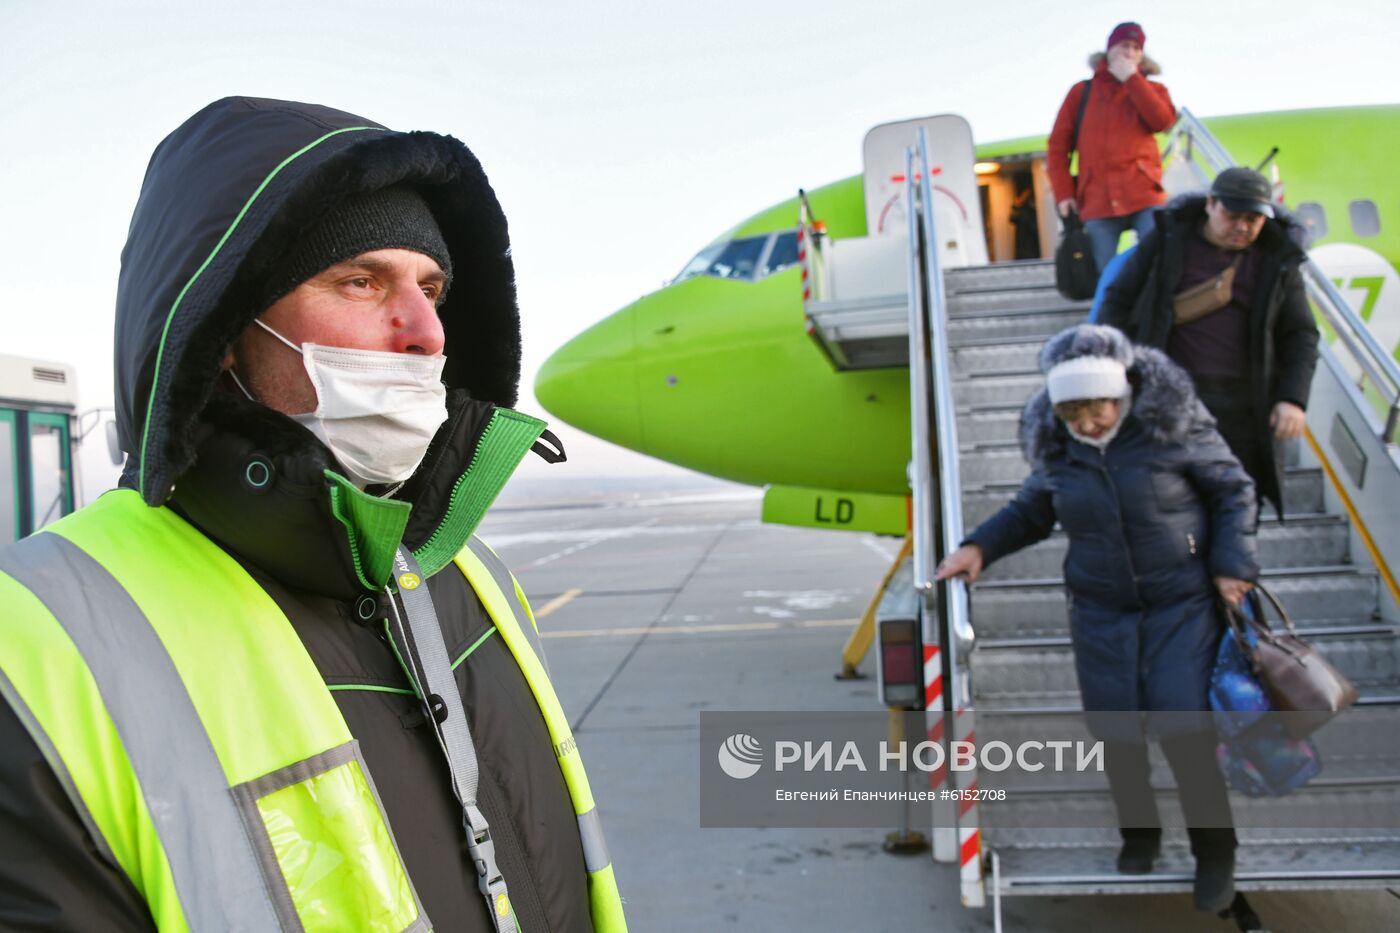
1101, 167, 1319, 517
0, 98, 626, 932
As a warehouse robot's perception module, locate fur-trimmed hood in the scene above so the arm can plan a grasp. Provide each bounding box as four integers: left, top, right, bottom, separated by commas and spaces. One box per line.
1019, 325, 1203, 465
114, 97, 521, 504
1088, 51, 1162, 76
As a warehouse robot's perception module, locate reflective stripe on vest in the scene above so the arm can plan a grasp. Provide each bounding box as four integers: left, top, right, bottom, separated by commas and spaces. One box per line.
0, 491, 426, 932
458, 537, 628, 933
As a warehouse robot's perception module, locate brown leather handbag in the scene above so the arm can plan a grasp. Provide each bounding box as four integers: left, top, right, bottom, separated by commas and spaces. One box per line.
1223, 584, 1359, 738
1173, 255, 1242, 324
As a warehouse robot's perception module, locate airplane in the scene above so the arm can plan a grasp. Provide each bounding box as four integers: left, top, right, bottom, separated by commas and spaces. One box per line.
533, 105, 1400, 535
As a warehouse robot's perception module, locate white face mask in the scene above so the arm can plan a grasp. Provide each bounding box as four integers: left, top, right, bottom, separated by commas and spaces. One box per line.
235, 319, 448, 488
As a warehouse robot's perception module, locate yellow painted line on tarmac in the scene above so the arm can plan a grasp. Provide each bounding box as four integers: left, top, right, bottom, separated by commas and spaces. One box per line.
540, 617, 860, 639
534, 588, 582, 619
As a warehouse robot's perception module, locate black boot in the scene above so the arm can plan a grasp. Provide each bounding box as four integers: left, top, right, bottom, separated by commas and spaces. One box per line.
1188, 827, 1236, 913
1224, 892, 1262, 931
1116, 827, 1161, 874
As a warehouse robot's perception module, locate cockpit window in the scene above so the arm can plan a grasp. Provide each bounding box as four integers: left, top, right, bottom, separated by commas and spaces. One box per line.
676, 242, 726, 282
675, 229, 801, 284
705, 236, 767, 280
762, 231, 800, 277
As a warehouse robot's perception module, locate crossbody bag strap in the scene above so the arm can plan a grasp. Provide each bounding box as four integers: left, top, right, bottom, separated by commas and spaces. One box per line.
1070, 79, 1092, 159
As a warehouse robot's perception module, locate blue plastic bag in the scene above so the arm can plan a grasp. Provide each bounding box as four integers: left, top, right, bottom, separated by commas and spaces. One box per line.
1210, 618, 1322, 797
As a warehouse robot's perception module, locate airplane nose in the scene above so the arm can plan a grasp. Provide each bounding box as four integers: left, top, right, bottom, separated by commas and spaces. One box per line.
534, 303, 642, 452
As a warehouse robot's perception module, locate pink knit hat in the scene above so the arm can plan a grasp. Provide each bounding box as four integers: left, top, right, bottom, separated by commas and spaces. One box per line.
1107, 22, 1145, 49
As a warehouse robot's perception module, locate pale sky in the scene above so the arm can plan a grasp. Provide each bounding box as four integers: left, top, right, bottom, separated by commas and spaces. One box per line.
2, 0, 1396, 494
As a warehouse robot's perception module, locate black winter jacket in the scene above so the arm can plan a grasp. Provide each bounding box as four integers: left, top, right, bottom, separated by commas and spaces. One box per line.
967, 346, 1258, 717
0, 98, 594, 932
1099, 195, 1319, 513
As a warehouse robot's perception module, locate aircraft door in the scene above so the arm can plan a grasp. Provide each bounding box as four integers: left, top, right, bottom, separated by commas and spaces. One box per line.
862, 114, 989, 268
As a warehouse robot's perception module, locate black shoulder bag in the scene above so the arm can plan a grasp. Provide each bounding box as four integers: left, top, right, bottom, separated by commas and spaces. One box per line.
1055, 80, 1097, 300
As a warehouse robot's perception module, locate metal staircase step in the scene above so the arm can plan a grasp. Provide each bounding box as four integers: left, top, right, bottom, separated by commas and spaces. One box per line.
983, 779, 1400, 843
953, 408, 1024, 446
951, 341, 1045, 377
961, 458, 1325, 520
970, 568, 1380, 639
969, 630, 1400, 702
947, 289, 1087, 318
976, 515, 1350, 581
948, 308, 1089, 346
985, 838, 1400, 896
945, 259, 1057, 292
972, 704, 1400, 784
952, 372, 1043, 409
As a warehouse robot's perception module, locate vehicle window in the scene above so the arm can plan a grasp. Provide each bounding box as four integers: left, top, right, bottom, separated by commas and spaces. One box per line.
1349, 200, 1380, 238
0, 412, 15, 544
676, 234, 770, 283
28, 417, 69, 532
1295, 202, 1328, 242
761, 231, 800, 277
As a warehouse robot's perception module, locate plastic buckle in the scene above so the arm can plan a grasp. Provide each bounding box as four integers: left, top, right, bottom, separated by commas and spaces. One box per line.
467, 825, 503, 895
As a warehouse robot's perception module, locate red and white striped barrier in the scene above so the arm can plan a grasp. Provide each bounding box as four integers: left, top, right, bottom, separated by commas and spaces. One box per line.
925, 642, 958, 861
955, 701, 985, 906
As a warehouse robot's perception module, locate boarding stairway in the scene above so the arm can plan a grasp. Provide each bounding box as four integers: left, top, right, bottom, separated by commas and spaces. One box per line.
946, 262, 1400, 909
804, 114, 1400, 928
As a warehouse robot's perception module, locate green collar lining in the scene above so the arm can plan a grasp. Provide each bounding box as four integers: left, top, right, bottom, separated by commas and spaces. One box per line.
413, 408, 545, 577
325, 407, 546, 590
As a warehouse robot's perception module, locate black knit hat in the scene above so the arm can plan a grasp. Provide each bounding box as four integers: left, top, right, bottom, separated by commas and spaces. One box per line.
260, 185, 453, 308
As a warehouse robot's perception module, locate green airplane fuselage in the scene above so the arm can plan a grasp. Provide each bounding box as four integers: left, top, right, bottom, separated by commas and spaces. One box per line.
536, 106, 1400, 499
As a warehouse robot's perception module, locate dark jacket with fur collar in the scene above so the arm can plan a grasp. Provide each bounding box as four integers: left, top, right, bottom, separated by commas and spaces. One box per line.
1100, 194, 1319, 514
0, 99, 595, 932
967, 340, 1258, 714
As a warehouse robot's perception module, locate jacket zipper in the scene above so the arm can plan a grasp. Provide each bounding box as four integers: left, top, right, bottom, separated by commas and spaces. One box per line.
1097, 449, 1144, 608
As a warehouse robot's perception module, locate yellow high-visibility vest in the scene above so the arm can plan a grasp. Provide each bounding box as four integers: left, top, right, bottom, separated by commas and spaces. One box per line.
0, 489, 625, 932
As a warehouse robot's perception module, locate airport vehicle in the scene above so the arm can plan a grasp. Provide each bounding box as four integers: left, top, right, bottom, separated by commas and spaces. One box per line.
0, 353, 83, 544
536, 107, 1400, 928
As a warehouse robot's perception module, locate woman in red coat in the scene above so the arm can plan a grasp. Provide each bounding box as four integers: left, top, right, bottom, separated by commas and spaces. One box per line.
1048, 22, 1176, 274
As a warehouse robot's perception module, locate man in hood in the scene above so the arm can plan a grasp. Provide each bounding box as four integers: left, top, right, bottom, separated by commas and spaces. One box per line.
1100, 167, 1320, 517
0, 97, 625, 932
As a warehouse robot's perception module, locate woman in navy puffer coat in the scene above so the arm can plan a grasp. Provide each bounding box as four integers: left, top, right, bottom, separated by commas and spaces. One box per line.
937, 324, 1257, 914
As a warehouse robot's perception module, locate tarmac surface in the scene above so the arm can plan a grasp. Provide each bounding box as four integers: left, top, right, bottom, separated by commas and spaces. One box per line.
480, 475, 1400, 933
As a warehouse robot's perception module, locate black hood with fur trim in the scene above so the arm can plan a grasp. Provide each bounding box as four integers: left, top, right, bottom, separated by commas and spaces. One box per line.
1019, 324, 1207, 467
114, 97, 520, 504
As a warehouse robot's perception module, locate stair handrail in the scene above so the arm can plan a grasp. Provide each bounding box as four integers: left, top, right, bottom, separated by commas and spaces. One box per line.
904, 145, 938, 609
914, 127, 985, 906
1163, 108, 1400, 444
913, 129, 975, 659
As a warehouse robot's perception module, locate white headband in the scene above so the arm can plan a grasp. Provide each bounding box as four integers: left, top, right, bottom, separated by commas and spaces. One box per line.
1046, 356, 1129, 404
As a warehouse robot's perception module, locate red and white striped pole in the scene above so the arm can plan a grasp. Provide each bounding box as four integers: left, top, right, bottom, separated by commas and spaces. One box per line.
953, 668, 985, 906
798, 223, 811, 305
925, 642, 957, 861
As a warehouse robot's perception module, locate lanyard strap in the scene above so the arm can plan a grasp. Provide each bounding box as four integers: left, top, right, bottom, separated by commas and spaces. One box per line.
388, 548, 516, 933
